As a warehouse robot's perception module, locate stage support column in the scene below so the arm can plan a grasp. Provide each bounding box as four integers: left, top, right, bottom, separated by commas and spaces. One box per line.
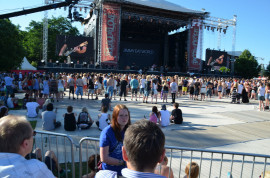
163, 33, 169, 67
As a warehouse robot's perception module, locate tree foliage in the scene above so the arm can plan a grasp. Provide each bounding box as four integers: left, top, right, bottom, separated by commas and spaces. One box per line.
264, 63, 270, 78
0, 19, 25, 71
23, 16, 79, 63
234, 50, 260, 78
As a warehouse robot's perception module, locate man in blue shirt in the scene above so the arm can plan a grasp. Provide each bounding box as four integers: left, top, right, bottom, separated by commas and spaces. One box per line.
130, 75, 139, 101
96, 120, 166, 178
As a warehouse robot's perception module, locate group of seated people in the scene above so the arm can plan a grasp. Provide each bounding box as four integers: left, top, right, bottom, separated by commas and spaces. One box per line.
0, 113, 197, 178
149, 102, 183, 126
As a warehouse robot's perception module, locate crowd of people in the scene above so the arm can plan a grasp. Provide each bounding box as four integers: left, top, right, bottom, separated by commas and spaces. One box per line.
0, 72, 269, 110
0, 71, 270, 178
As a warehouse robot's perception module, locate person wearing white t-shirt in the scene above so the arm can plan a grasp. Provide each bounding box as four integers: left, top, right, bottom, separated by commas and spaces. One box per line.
26, 101, 40, 118
96, 106, 111, 131
170, 79, 177, 103
159, 105, 170, 127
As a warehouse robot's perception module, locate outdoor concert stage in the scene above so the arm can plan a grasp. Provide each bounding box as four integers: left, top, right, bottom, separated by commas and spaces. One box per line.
81, 0, 207, 73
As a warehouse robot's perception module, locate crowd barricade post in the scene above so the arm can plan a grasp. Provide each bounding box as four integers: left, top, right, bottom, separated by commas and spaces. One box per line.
79, 137, 100, 178
33, 130, 75, 178
78, 138, 270, 178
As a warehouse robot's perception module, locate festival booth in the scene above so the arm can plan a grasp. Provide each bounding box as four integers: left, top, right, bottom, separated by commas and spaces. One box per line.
84, 0, 207, 72
11, 57, 44, 74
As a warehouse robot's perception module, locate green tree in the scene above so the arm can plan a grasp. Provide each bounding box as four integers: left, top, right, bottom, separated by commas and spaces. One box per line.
234, 50, 260, 78
23, 16, 79, 63
264, 63, 270, 78
0, 19, 25, 71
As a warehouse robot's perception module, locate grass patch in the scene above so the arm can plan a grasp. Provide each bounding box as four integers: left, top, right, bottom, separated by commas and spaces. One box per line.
57, 162, 89, 178
29, 120, 37, 129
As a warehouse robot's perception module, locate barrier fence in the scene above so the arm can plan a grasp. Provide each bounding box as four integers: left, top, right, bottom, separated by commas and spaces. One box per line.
34, 130, 75, 178
32, 132, 270, 178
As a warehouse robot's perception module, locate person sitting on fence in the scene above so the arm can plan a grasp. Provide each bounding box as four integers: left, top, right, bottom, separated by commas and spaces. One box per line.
0, 115, 55, 177
77, 107, 93, 130
26, 99, 40, 118
100, 93, 112, 111
184, 162, 199, 178
96, 120, 166, 178
96, 106, 111, 131
82, 154, 101, 178
63, 105, 77, 131
154, 155, 174, 178
42, 103, 61, 131
170, 102, 183, 124
98, 104, 131, 176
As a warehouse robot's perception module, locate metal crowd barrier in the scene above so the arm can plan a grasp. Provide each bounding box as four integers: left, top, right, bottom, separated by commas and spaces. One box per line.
79, 137, 270, 178
33, 130, 76, 178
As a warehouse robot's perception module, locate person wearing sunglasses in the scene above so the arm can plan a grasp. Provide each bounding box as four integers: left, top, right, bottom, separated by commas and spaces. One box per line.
0, 115, 54, 177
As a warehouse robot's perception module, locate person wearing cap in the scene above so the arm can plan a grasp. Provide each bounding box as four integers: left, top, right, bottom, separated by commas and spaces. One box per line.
159, 105, 170, 127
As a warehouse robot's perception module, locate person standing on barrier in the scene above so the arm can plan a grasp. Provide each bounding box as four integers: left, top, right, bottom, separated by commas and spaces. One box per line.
96, 120, 166, 178
0, 115, 55, 178
99, 104, 131, 176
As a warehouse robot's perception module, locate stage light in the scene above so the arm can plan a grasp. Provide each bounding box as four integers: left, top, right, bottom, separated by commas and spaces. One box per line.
56, 61, 60, 66
223, 29, 227, 34
70, 61, 74, 68
83, 62, 88, 68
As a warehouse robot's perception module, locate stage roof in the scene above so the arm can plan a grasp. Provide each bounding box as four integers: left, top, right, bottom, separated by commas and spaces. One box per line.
122, 0, 204, 14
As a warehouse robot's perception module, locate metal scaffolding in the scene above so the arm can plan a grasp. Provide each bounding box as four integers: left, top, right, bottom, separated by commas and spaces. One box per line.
203, 15, 237, 74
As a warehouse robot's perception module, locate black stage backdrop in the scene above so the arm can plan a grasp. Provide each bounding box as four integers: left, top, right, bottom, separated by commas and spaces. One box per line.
56, 35, 93, 61
119, 41, 160, 69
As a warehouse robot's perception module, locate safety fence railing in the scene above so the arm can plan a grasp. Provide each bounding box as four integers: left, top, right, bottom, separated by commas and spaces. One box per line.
78, 137, 270, 178
33, 130, 75, 178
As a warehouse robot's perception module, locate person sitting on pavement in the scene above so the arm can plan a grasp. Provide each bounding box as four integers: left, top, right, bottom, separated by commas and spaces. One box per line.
96, 120, 166, 178
149, 106, 161, 124
170, 102, 183, 124
63, 105, 77, 131
100, 93, 112, 111
36, 93, 45, 109
42, 99, 51, 112
154, 155, 174, 178
96, 106, 111, 131
22, 93, 30, 109
160, 104, 170, 127
26, 99, 40, 118
42, 103, 61, 131
77, 107, 93, 130
0, 115, 55, 178
6, 93, 18, 109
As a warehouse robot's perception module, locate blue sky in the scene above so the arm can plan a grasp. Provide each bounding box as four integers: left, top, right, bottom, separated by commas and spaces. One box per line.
1, 0, 270, 66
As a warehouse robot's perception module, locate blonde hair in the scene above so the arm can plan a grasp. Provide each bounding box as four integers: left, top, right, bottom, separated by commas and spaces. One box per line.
185, 162, 199, 178
82, 107, 88, 113
0, 115, 32, 153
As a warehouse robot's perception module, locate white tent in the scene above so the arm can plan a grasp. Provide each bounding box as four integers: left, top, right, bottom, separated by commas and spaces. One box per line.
20, 57, 36, 70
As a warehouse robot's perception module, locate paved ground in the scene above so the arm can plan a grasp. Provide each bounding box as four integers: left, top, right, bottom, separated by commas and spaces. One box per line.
10, 92, 270, 154
10, 92, 270, 177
